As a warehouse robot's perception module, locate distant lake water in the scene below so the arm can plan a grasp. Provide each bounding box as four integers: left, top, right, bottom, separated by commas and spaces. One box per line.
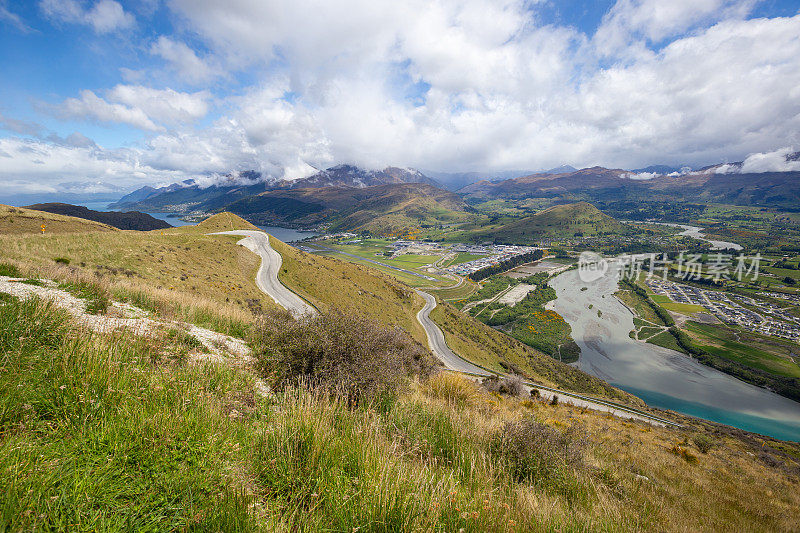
80, 202, 318, 240
255, 226, 320, 242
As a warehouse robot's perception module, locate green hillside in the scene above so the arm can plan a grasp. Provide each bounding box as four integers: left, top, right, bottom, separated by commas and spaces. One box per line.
2, 213, 800, 531
224, 183, 475, 233
470, 202, 632, 243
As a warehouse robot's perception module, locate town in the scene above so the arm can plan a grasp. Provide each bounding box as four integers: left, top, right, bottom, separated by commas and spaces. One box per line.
645, 278, 800, 342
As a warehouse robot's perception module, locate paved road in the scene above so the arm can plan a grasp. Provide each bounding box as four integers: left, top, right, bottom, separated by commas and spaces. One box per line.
416, 290, 679, 427
415, 290, 491, 375
212, 230, 317, 318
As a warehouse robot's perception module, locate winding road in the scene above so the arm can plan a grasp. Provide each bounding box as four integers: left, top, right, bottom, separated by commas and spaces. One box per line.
416, 290, 492, 376
214, 230, 677, 427
416, 289, 680, 427
212, 230, 317, 318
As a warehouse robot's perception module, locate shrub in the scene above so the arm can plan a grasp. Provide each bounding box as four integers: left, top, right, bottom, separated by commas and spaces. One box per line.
53, 257, 70, 265
0, 262, 21, 277
530, 387, 541, 399
550, 394, 559, 406
426, 372, 483, 406
250, 308, 436, 404
669, 443, 698, 463
481, 375, 524, 397
693, 433, 715, 454
491, 418, 587, 495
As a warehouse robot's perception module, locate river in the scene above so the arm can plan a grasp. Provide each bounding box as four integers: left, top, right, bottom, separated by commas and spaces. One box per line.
648, 222, 743, 251
547, 265, 800, 441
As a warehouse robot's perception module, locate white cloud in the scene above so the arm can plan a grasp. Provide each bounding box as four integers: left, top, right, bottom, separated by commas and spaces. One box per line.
594, 0, 756, 56
107, 85, 210, 124
59, 90, 162, 131
154, 1, 800, 173
0, 1, 32, 32
40, 0, 134, 33
7, 0, 800, 192
56, 85, 210, 131
624, 172, 659, 180
0, 137, 186, 193
150, 36, 222, 84
741, 148, 800, 173
738, 147, 800, 173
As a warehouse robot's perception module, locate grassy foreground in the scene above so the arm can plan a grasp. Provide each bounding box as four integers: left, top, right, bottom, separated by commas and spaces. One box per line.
2, 295, 799, 531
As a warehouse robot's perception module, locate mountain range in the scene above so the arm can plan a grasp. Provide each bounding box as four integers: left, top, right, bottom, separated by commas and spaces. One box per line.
106, 152, 800, 234
460, 160, 800, 209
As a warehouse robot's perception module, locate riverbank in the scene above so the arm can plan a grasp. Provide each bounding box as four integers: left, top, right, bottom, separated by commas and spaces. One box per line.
548, 264, 800, 441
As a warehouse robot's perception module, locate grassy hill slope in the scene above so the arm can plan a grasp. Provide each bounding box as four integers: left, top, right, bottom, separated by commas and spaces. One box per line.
2, 293, 798, 531
0, 204, 117, 234
469, 202, 632, 243
0, 213, 267, 332
224, 183, 474, 233
270, 237, 428, 345
3, 212, 800, 530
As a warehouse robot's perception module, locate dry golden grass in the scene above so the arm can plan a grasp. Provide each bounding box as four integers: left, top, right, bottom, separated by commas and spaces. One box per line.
0, 213, 273, 320
409, 373, 800, 532
0, 204, 116, 234
270, 237, 428, 344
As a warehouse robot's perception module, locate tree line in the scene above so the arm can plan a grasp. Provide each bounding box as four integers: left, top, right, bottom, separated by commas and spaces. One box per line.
468, 250, 543, 281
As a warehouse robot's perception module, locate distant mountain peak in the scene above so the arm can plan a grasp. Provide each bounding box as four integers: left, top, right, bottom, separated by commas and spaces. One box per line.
544, 164, 577, 174
279, 165, 438, 189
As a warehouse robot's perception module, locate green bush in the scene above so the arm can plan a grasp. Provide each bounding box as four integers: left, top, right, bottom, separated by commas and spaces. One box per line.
250, 309, 436, 403
693, 433, 715, 454
53, 257, 70, 265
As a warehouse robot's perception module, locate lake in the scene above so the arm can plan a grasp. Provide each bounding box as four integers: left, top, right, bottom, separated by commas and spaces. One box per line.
548, 264, 800, 441
80, 202, 319, 240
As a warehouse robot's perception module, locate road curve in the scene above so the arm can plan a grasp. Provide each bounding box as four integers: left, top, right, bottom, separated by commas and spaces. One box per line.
415, 290, 679, 427
211, 230, 317, 318
415, 290, 491, 376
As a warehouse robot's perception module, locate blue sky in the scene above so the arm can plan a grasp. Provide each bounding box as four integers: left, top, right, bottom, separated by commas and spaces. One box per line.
1, 0, 799, 197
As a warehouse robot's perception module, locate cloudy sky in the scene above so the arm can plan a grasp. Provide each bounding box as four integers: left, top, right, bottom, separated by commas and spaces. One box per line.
1, 0, 799, 196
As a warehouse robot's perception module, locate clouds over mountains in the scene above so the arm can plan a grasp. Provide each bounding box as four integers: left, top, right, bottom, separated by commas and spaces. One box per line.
1, 0, 800, 193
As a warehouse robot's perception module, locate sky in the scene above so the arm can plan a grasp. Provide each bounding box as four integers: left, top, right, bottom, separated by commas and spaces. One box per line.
1, 0, 799, 197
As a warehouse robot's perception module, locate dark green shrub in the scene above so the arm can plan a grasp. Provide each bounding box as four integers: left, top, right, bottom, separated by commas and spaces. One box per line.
53, 257, 70, 265
693, 433, 715, 453
250, 309, 436, 403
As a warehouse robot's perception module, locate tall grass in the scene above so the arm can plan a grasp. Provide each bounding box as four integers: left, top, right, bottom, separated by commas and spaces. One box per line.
57, 280, 110, 314
1, 295, 796, 531
0, 297, 255, 531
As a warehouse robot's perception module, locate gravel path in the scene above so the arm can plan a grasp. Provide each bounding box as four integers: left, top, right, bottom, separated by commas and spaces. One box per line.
0, 276, 250, 361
